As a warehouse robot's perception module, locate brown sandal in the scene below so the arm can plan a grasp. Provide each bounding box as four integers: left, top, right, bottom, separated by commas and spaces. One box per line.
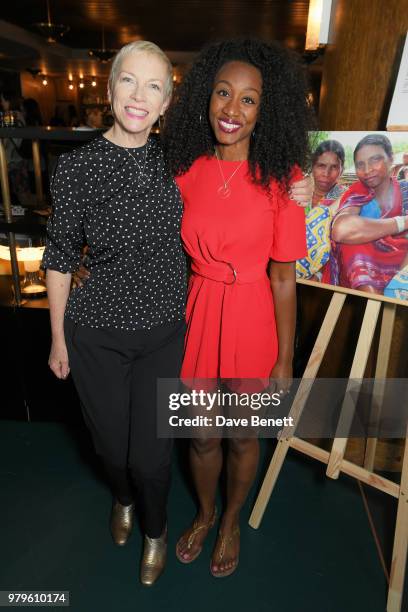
210, 526, 240, 578
176, 508, 217, 564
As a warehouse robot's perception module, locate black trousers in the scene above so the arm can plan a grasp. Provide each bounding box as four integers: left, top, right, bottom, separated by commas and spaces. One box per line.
64, 318, 185, 538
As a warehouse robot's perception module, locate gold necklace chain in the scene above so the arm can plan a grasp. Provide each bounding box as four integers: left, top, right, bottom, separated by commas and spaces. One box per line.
215, 148, 245, 199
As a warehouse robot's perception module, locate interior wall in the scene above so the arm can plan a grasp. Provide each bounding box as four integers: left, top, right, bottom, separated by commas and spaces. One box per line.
20, 73, 78, 124
319, 0, 408, 130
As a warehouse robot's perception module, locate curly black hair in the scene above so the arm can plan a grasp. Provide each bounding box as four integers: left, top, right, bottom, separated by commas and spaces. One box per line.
163, 38, 314, 192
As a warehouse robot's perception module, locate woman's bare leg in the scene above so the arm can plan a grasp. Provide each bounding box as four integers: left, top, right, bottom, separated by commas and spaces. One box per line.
211, 437, 259, 575
177, 437, 222, 561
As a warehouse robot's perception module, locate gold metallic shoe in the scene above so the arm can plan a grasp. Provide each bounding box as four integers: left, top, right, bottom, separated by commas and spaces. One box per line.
110, 500, 134, 546
140, 527, 167, 586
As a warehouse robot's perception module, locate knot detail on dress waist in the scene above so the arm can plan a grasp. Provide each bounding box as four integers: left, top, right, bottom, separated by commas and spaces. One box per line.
191, 261, 267, 285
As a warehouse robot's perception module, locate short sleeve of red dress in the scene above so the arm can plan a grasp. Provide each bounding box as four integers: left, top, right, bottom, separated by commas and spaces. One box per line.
270, 166, 307, 261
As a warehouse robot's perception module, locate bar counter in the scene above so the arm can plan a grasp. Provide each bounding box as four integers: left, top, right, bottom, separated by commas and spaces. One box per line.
0, 127, 103, 304
0, 126, 103, 140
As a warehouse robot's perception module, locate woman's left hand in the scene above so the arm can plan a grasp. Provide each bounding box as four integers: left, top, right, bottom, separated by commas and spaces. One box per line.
289, 175, 313, 208
269, 361, 293, 398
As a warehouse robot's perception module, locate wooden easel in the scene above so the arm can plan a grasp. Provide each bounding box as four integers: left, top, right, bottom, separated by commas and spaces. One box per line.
249, 281, 408, 612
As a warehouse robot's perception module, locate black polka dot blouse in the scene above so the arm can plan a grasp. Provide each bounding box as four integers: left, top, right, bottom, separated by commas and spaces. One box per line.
42, 134, 187, 330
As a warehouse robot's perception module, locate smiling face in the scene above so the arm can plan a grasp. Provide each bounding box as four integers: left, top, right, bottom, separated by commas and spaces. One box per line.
354, 144, 393, 190
109, 51, 170, 145
209, 61, 262, 159
312, 151, 343, 194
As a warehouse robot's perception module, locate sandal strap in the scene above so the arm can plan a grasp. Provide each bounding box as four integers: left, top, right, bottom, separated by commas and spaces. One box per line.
186, 508, 217, 549
216, 526, 240, 561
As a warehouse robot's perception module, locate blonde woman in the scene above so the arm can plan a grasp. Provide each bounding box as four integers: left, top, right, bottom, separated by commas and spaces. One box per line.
43, 41, 186, 586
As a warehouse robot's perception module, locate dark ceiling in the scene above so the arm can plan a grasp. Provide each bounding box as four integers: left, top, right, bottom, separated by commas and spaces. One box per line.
1, 0, 310, 53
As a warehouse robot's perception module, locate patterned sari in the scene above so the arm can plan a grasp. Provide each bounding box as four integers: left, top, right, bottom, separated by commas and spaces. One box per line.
296, 183, 346, 279
330, 178, 408, 292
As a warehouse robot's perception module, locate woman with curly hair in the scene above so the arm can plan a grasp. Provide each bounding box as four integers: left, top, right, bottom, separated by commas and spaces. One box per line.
163, 38, 313, 577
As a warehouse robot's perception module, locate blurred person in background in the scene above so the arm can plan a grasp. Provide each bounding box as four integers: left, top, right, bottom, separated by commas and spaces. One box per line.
50, 105, 66, 127
67, 104, 80, 128
84, 106, 104, 129
22, 98, 43, 126
397, 152, 408, 181
0, 90, 35, 207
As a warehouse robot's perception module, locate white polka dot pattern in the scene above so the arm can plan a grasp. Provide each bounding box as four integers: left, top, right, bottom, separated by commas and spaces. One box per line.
42, 135, 187, 330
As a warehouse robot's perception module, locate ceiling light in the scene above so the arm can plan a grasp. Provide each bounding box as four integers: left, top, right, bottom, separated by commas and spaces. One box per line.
42, 78, 48, 86
88, 25, 116, 63
33, 0, 69, 43
91, 79, 97, 87
79, 81, 85, 89
88, 49, 116, 63
26, 68, 42, 78
305, 0, 333, 51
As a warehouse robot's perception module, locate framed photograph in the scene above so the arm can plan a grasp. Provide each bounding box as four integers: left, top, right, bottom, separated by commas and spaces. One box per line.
297, 131, 408, 305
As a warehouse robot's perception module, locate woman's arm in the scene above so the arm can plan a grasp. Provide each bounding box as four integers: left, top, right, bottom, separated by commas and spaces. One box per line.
46, 269, 72, 379
332, 208, 408, 244
269, 261, 297, 388
42, 152, 89, 377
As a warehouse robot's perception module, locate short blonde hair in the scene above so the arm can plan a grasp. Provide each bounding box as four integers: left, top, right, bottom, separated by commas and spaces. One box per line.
108, 40, 173, 100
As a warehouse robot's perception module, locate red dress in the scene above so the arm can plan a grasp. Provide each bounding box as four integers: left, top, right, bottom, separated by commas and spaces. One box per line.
176, 156, 307, 382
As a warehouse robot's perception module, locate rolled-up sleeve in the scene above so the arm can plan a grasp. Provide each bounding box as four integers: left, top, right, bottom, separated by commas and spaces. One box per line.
41, 153, 87, 273
270, 168, 307, 262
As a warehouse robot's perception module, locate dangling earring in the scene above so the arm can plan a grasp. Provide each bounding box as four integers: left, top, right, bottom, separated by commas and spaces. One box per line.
159, 115, 164, 132
251, 127, 256, 138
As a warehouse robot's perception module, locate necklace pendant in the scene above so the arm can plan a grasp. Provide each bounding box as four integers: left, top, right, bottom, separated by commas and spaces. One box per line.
138, 173, 150, 188
217, 184, 231, 199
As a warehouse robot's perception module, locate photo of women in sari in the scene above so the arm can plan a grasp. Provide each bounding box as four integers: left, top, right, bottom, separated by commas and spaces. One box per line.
330, 134, 408, 295
296, 139, 346, 280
